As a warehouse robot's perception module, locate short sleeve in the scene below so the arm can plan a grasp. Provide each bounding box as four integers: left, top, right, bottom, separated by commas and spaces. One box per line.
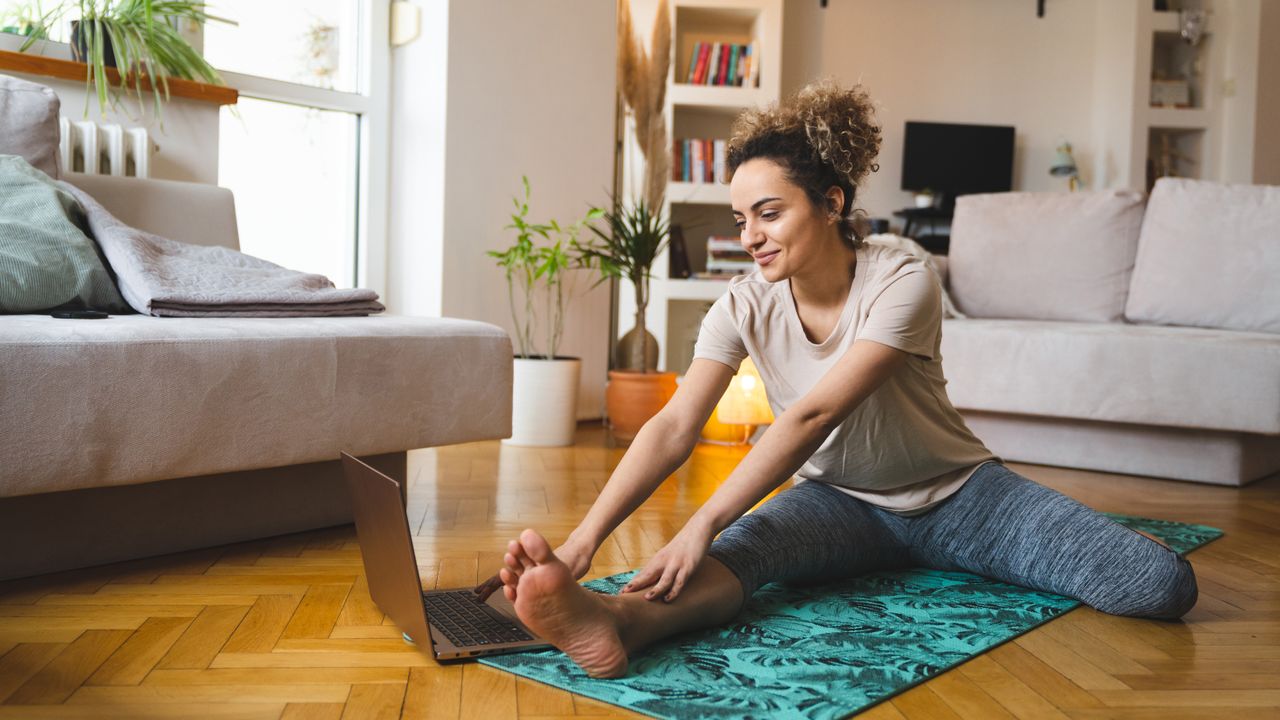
692, 291, 748, 371
855, 269, 942, 360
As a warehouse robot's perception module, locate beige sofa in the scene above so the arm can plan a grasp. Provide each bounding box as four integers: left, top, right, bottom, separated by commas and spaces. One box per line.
0, 175, 513, 581
933, 180, 1280, 486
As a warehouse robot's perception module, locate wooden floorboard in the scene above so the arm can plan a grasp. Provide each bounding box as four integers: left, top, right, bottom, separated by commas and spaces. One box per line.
1, 424, 1277, 718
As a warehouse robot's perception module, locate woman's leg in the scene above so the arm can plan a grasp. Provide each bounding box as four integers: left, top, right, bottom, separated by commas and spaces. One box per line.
909, 462, 1198, 620
505, 481, 910, 677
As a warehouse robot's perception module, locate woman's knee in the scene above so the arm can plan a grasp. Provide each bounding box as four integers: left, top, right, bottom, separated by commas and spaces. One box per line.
1093, 553, 1198, 620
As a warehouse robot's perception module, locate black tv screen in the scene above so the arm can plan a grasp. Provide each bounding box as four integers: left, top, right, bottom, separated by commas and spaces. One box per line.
901, 121, 1015, 199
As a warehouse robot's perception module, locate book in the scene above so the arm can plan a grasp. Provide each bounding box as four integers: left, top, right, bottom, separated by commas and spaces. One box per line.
713, 140, 727, 185
692, 139, 705, 184
694, 42, 712, 85
686, 42, 701, 83
728, 45, 740, 89
717, 43, 731, 85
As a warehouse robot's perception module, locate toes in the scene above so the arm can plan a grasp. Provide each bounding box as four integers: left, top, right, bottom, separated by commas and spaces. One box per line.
504, 551, 525, 576
503, 584, 516, 602
500, 567, 517, 587
508, 540, 535, 570
519, 528, 556, 564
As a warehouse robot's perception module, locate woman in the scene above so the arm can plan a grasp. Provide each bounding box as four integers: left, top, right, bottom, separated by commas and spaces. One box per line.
483, 81, 1198, 679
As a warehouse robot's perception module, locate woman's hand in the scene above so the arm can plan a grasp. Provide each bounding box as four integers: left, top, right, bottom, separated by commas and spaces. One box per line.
622, 518, 714, 602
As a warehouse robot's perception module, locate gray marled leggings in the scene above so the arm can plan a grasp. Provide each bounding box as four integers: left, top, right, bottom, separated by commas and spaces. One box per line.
707, 461, 1198, 619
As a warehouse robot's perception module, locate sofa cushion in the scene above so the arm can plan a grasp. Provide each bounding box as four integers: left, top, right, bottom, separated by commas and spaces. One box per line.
0, 155, 130, 313
939, 318, 1280, 435
948, 190, 1145, 322
1125, 178, 1280, 334
0, 75, 61, 178
0, 315, 513, 498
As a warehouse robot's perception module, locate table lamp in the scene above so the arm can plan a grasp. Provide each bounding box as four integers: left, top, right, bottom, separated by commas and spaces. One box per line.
1050, 141, 1080, 191
703, 357, 774, 445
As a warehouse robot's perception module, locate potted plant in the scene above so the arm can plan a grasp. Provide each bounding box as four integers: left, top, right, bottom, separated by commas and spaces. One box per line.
1, 1, 52, 39
586, 0, 677, 442
20, 0, 233, 118
489, 177, 601, 447
577, 197, 677, 442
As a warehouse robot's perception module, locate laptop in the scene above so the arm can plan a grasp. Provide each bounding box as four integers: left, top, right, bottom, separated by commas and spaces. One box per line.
340, 452, 550, 661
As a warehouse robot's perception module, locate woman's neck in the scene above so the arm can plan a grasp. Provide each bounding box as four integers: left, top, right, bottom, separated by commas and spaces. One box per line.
790, 238, 858, 310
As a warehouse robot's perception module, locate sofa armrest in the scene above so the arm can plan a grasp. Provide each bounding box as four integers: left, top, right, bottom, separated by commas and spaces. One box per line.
63, 172, 240, 251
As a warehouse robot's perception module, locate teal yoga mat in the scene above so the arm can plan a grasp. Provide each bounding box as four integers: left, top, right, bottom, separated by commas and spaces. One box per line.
481, 514, 1221, 720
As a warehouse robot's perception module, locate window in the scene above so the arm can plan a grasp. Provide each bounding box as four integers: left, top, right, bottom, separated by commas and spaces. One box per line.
204, 0, 388, 291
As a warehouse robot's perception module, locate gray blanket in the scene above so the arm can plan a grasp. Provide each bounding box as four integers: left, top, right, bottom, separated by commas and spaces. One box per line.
60, 182, 385, 318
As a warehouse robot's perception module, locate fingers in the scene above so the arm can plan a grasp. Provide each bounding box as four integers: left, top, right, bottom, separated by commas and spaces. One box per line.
473, 574, 502, 601
645, 566, 678, 601
621, 564, 659, 594
664, 569, 687, 602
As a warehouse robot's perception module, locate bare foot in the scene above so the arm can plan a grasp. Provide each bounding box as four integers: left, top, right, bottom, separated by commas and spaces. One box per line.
509, 528, 629, 678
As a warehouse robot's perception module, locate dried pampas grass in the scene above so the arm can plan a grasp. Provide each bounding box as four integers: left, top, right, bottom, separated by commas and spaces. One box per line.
618, 0, 671, 209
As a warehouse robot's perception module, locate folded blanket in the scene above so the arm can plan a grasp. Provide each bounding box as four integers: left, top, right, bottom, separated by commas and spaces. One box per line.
58, 181, 385, 318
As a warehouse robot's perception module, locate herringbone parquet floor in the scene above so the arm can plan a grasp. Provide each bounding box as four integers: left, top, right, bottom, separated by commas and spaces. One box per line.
1, 424, 1277, 719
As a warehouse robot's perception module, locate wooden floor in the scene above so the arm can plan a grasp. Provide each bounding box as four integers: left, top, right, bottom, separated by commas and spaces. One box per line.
1, 424, 1278, 719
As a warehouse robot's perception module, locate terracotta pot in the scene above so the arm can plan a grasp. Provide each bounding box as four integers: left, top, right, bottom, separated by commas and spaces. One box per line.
605, 370, 678, 443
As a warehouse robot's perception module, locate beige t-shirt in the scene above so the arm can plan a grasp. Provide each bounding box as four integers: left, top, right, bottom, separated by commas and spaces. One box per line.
692, 241, 999, 514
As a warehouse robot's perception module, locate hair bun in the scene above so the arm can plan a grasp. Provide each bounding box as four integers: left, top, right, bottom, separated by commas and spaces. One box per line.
730, 79, 882, 188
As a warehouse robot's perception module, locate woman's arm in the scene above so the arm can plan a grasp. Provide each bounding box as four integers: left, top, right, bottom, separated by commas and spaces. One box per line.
564, 358, 736, 556
475, 358, 734, 598
623, 339, 909, 601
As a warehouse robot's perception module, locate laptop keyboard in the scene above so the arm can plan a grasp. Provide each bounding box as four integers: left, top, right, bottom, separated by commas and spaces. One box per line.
423, 591, 533, 647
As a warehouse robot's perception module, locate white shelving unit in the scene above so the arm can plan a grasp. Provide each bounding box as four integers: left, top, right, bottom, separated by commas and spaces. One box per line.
618, 0, 782, 375
1092, 0, 1260, 192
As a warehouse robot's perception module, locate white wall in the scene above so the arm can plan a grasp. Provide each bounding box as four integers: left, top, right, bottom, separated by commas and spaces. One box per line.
0, 36, 221, 184
813, 0, 1100, 219
388, 0, 617, 420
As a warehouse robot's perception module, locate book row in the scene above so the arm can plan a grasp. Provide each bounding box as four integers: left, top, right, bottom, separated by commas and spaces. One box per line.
674, 138, 728, 184
684, 41, 759, 87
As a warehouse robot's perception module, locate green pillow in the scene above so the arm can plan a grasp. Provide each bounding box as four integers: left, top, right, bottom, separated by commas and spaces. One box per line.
0, 154, 130, 314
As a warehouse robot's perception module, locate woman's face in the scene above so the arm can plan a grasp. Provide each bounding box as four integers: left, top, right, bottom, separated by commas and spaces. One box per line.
730, 158, 839, 283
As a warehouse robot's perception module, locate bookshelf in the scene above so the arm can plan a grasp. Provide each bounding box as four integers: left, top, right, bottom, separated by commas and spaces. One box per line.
618, 0, 782, 375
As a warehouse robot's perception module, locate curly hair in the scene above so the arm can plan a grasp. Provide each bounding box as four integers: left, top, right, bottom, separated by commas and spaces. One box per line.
727, 79, 882, 248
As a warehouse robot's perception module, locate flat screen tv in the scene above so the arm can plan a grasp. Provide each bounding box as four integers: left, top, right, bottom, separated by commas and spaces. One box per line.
901, 121, 1015, 206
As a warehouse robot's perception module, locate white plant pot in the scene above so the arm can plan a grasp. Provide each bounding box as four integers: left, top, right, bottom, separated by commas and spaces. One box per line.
504, 357, 581, 447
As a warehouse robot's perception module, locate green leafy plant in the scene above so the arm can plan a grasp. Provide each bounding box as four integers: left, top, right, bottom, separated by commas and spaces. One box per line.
575, 197, 670, 373
488, 176, 603, 360
20, 0, 234, 118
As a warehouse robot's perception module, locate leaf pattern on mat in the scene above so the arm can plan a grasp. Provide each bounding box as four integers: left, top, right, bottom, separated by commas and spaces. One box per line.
482, 514, 1222, 720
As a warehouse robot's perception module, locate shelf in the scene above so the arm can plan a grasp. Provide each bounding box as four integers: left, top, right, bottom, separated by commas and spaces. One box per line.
1147, 106, 1210, 129
670, 83, 765, 109
668, 181, 732, 205
658, 277, 733, 301
0, 49, 238, 105
1151, 9, 1210, 35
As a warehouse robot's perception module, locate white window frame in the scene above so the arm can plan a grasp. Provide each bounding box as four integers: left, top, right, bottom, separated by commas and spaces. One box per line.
212, 0, 390, 296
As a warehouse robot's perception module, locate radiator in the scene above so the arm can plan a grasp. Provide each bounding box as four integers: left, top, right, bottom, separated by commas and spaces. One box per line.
58, 118, 153, 178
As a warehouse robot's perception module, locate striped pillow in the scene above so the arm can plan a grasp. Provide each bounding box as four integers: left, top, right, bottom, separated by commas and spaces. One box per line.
0, 154, 130, 314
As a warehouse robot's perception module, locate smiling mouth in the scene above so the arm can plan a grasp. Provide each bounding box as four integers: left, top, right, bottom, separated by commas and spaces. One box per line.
754, 250, 780, 265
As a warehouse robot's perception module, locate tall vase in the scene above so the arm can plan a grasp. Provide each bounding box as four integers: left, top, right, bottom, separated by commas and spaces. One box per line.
505, 357, 581, 447
615, 310, 658, 371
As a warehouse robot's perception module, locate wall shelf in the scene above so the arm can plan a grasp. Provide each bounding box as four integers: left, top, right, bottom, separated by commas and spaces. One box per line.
0, 49, 238, 106
1147, 106, 1210, 129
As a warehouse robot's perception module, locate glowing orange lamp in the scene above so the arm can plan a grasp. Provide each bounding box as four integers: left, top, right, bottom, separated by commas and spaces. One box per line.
700, 357, 774, 445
